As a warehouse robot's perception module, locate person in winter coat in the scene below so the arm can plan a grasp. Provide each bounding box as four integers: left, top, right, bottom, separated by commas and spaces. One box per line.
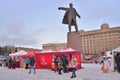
29, 57, 36, 74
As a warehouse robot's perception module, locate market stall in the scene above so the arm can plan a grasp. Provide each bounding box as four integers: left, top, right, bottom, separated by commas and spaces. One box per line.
9, 50, 28, 68
35, 49, 57, 69
58, 48, 81, 69
35, 48, 81, 69
21, 50, 36, 68
111, 46, 120, 71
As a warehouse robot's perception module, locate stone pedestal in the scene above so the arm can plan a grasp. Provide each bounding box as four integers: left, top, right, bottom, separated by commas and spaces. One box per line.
67, 32, 82, 53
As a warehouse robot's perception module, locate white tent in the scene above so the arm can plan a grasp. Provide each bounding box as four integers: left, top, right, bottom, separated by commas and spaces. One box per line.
111, 46, 120, 71
59, 48, 76, 52
112, 46, 120, 52
9, 50, 27, 57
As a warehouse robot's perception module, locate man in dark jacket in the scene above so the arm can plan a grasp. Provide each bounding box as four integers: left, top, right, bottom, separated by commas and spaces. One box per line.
29, 57, 36, 74
61, 54, 68, 73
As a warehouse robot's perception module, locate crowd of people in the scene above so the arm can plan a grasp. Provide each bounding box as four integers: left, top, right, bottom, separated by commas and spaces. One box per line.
1, 54, 78, 79
2, 52, 120, 79
100, 52, 120, 73
100, 57, 112, 73
4, 56, 36, 74
53, 54, 68, 74
3, 54, 78, 78
7, 56, 16, 69
53, 54, 78, 78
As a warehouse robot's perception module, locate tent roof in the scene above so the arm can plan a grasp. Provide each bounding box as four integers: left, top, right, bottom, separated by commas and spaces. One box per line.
59, 48, 76, 52
112, 46, 120, 52
9, 50, 27, 56
39, 49, 57, 53
22, 50, 36, 57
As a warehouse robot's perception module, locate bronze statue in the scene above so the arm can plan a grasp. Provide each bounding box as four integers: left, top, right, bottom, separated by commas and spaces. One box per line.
58, 3, 81, 32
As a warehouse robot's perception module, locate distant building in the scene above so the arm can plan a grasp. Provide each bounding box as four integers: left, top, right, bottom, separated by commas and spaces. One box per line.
42, 43, 67, 51
42, 23, 120, 59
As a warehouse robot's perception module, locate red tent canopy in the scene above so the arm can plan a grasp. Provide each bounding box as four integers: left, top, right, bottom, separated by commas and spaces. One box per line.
39, 49, 57, 53
58, 48, 81, 69
22, 50, 36, 58
35, 48, 81, 69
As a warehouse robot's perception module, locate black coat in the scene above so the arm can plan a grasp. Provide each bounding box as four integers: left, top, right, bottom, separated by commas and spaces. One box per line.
29, 57, 35, 66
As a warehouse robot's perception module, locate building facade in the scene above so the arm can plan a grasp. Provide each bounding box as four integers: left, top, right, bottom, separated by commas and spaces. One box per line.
42, 43, 67, 51
42, 23, 120, 59
80, 23, 120, 58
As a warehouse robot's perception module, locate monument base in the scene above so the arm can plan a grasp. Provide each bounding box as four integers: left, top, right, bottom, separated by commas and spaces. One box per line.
67, 32, 82, 53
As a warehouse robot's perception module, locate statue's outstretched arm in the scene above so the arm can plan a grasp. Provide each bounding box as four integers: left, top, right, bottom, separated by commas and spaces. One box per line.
77, 13, 81, 18
75, 9, 81, 18
58, 7, 68, 10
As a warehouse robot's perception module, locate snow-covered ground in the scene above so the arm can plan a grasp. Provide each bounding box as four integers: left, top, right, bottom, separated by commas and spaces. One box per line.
0, 63, 120, 80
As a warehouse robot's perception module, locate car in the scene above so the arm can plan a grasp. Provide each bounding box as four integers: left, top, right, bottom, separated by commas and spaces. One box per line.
0, 55, 6, 66
0, 55, 6, 60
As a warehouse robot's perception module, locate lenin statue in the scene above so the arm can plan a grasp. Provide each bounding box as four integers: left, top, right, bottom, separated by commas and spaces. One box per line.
58, 3, 81, 32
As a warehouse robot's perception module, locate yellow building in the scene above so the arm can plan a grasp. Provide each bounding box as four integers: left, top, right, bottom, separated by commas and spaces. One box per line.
42, 43, 67, 51
80, 23, 120, 58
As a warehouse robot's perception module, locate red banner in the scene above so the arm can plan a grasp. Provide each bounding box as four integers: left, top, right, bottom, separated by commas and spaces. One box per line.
35, 53, 53, 69
35, 51, 81, 69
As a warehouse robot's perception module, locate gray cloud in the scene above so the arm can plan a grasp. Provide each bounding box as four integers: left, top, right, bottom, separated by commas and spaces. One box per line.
0, 19, 45, 49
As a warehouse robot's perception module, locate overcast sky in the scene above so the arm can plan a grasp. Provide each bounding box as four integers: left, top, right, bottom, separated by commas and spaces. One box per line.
0, 0, 120, 49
